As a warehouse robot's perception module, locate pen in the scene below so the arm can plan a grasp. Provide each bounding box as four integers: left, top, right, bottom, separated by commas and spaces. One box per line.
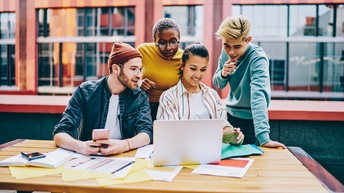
111, 160, 135, 174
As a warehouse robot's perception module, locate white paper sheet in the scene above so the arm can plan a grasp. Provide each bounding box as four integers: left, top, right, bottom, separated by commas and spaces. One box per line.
144, 165, 182, 182
64, 156, 135, 178
192, 158, 254, 178
135, 144, 153, 159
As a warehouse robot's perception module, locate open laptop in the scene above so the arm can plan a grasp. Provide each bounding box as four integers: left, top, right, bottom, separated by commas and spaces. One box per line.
151, 119, 223, 166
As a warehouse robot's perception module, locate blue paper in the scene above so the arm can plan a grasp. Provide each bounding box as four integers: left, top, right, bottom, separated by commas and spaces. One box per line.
221, 144, 264, 159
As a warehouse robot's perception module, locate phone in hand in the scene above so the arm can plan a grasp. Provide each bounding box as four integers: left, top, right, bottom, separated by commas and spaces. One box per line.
92, 129, 110, 140
92, 129, 110, 148
222, 131, 239, 145
21, 152, 46, 161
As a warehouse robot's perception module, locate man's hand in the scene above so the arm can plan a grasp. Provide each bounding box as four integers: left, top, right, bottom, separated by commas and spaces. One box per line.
262, 141, 286, 149
78, 140, 102, 156
97, 139, 129, 156
140, 78, 157, 91
222, 60, 237, 77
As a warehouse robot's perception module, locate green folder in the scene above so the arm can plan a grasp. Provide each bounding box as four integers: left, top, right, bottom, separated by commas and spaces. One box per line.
221, 144, 264, 159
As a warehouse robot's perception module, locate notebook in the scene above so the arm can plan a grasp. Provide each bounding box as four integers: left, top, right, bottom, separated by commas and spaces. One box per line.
221, 143, 264, 159
0, 148, 73, 168
151, 119, 223, 166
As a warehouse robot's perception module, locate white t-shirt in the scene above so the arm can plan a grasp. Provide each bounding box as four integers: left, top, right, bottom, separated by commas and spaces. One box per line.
104, 94, 121, 139
192, 91, 210, 119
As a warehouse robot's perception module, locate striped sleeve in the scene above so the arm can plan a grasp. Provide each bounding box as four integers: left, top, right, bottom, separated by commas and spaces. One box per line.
157, 89, 180, 120
204, 86, 232, 128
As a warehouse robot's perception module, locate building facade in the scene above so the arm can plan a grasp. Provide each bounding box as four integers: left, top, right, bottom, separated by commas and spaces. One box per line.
0, 0, 343, 100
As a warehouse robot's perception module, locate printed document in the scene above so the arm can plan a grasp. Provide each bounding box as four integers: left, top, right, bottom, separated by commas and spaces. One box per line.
192, 158, 254, 178
64, 156, 135, 178
144, 165, 182, 182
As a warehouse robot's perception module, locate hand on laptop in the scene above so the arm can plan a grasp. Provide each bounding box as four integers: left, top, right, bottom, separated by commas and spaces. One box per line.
222, 127, 244, 145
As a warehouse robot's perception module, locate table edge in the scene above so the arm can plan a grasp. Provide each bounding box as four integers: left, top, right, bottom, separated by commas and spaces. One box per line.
288, 146, 344, 193
0, 139, 25, 149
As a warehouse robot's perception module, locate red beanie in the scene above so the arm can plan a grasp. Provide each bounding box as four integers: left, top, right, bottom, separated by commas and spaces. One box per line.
108, 42, 142, 69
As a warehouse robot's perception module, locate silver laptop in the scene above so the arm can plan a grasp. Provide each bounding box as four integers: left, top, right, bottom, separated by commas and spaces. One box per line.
151, 119, 223, 166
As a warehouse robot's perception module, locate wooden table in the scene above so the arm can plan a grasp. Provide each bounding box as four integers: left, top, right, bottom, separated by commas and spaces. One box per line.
0, 140, 342, 193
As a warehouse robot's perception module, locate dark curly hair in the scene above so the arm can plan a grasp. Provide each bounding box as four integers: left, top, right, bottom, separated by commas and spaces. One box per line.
152, 18, 180, 41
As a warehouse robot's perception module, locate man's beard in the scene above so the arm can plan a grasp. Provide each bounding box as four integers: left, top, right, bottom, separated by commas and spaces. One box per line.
117, 70, 136, 90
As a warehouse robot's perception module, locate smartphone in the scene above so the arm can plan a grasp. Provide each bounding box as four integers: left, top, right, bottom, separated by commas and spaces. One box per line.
222, 131, 239, 145
21, 152, 46, 161
92, 129, 110, 140
92, 129, 110, 148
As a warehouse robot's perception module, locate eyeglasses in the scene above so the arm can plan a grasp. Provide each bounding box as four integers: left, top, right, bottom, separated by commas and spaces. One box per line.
156, 41, 180, 49
117, 64, 146, 76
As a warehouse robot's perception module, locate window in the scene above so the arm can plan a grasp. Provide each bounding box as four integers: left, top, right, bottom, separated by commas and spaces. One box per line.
37, 7, 135, 94
289, 5, 316, 36
232, 4, 343, 37
239, 5, 288, 37
0, 12, 15, 39
269, 60, 285, 88
0, 45, 15, 86
37, 9, 50, 37
318, 5, 333, 36
164, 6, 204, 48
38, 42, 134, 90
323, 42, 344, 92
260, 42, 287, 90
289, 42, 319, 91
111, 7, 135, 36
84, 8, 98, 36
100, 8, 111, 36
232, 4, 344, 99
38, 43, 54, 87
0, 12, 15, 87
37, 7, 135, 37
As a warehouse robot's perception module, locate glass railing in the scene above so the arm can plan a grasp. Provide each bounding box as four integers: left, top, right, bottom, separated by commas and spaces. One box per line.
255, 37, 344, 100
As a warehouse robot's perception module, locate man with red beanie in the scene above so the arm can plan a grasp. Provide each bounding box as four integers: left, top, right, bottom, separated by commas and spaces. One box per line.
53, 42, 152, 156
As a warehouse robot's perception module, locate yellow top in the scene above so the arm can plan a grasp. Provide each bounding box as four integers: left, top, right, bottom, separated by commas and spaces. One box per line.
137, 42, 183, 103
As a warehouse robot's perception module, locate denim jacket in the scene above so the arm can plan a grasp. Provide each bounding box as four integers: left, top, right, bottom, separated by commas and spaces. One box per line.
53, 76, 153, 143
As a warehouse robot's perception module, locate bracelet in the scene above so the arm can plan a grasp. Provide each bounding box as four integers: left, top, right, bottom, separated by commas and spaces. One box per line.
125, 139, 130, 151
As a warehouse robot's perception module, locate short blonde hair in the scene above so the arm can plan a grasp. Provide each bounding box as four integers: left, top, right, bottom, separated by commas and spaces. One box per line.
215, 16, 251, 41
